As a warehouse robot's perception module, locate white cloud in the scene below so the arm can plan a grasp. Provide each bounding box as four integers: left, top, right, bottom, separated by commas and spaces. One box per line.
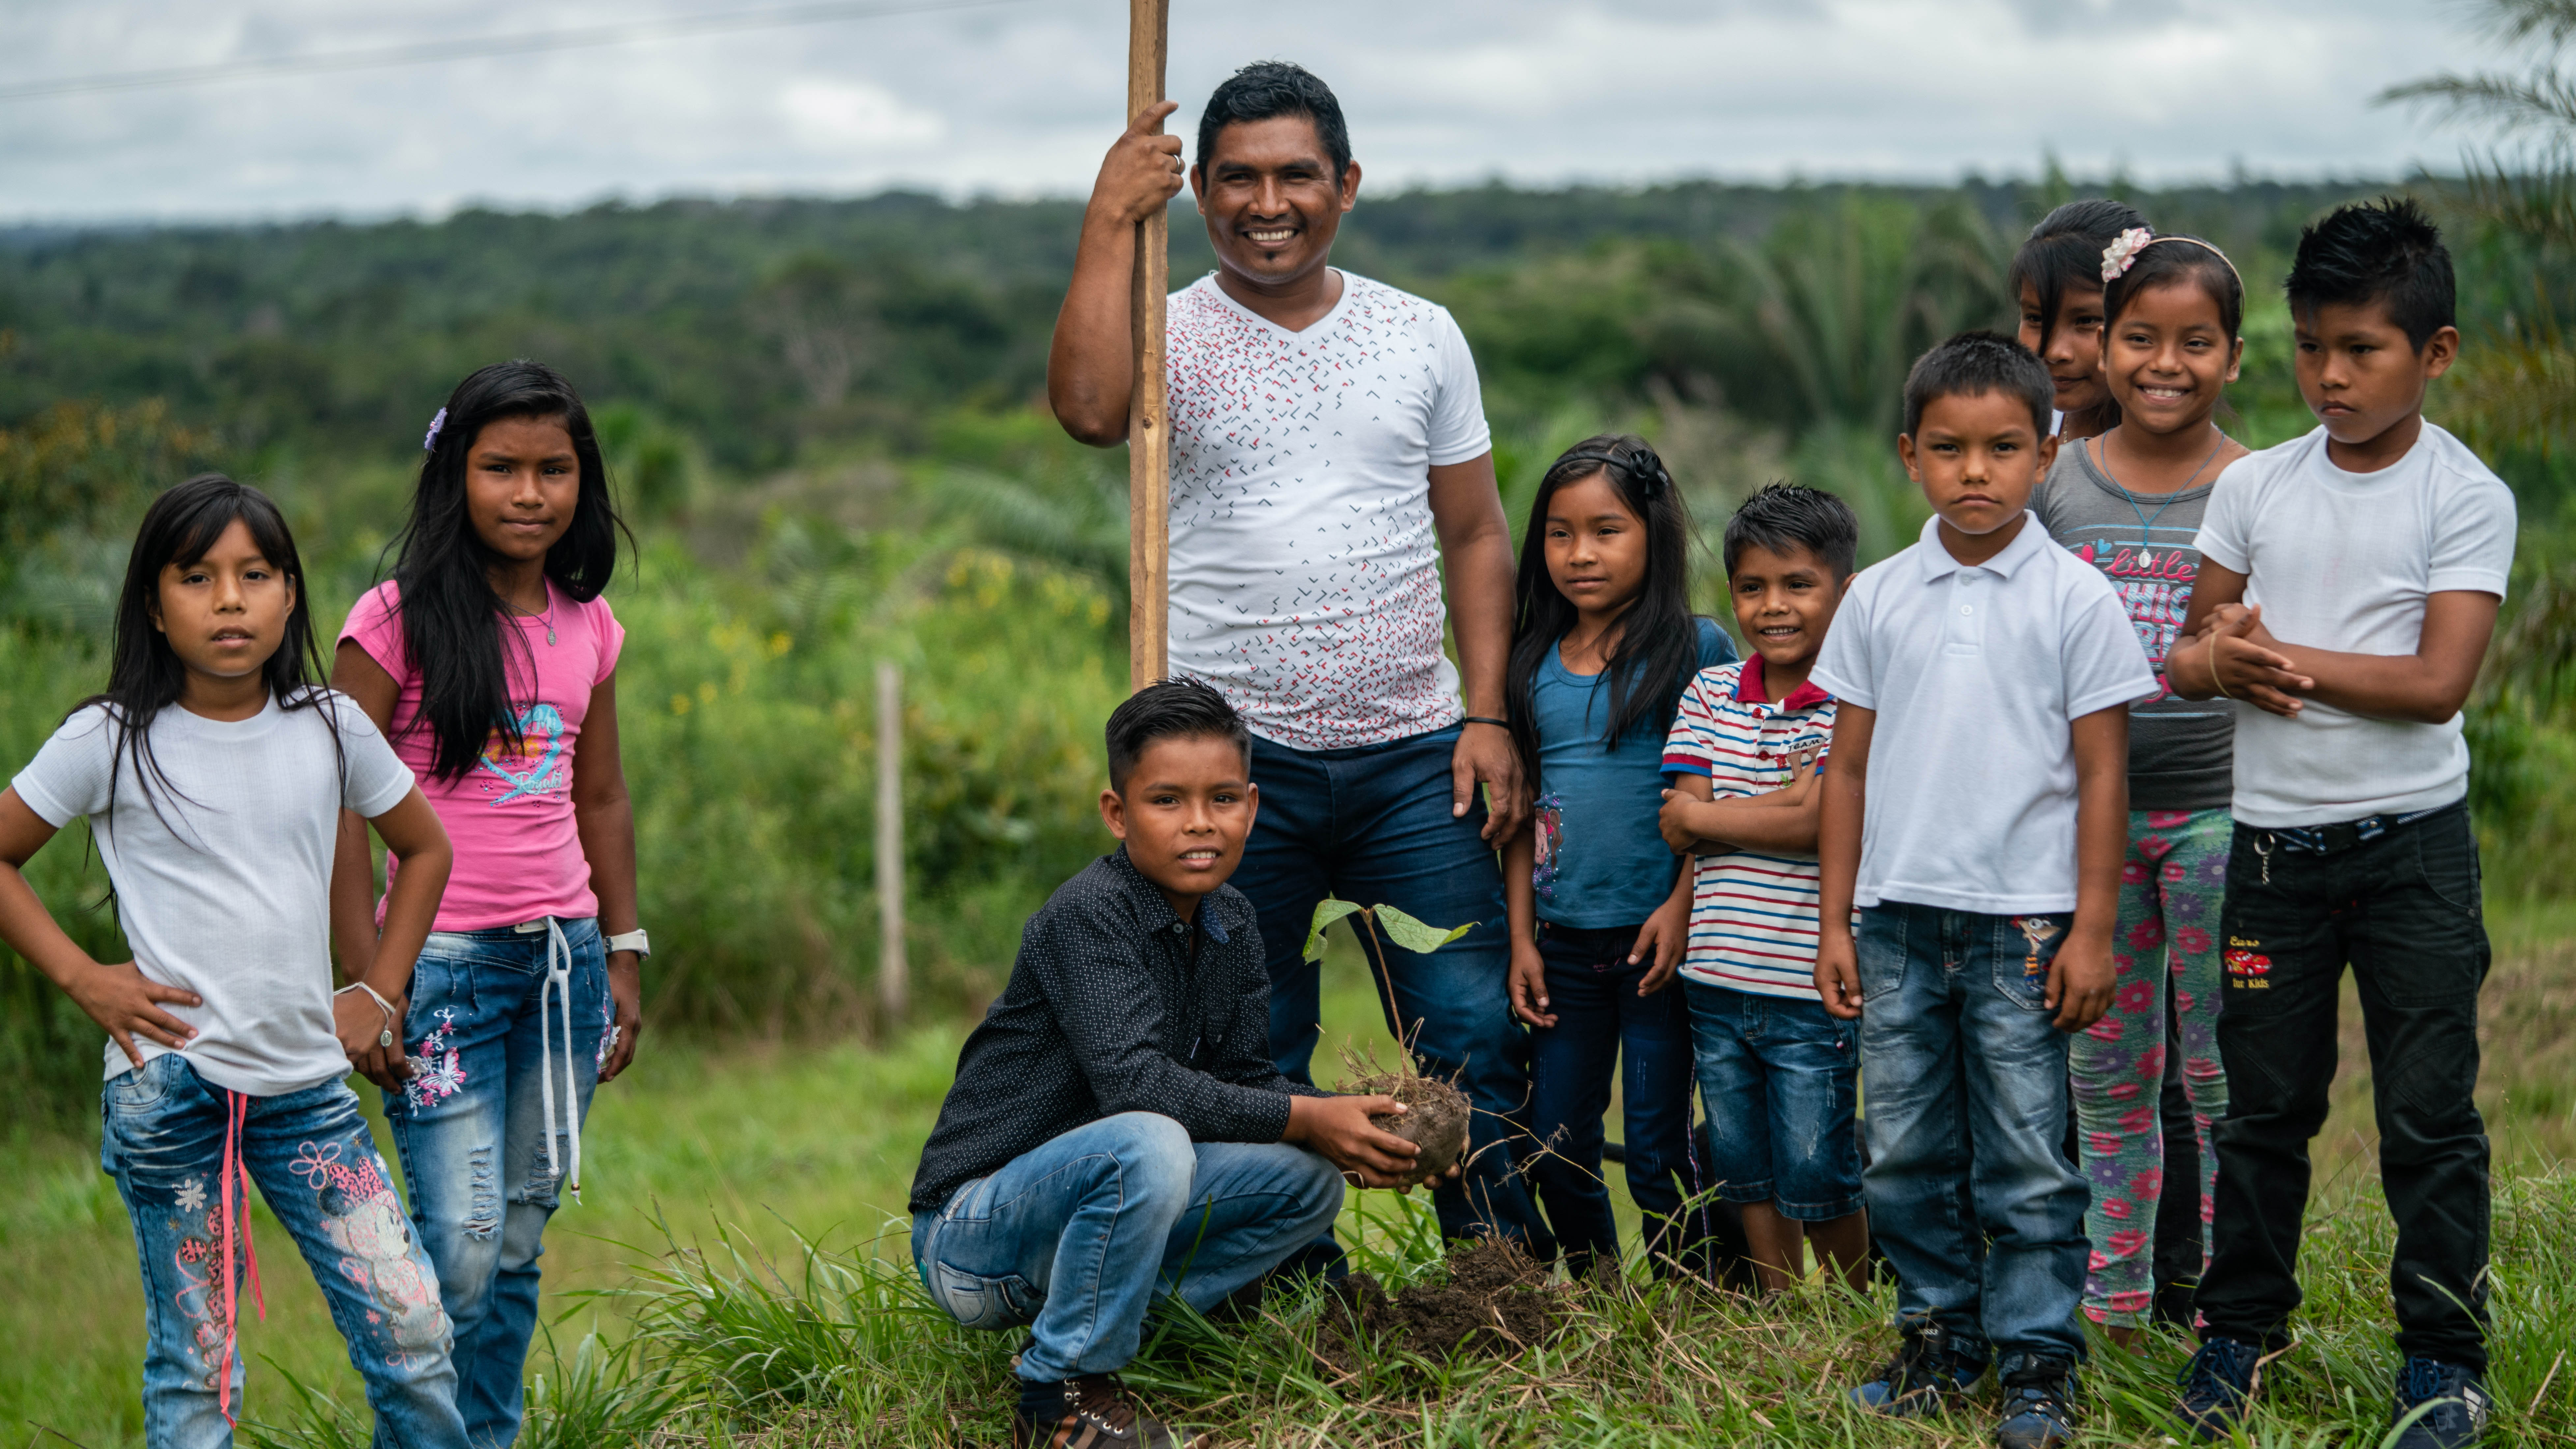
0, 0, 2509, 222
779, 81, 946, 152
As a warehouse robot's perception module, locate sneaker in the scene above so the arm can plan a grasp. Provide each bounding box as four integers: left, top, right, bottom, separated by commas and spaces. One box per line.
1993, 1354, 2080, 1449
2390, 1357, 2491, 1449
1012, 1374, 1212, 1448
1851, 1318, 1983, 1418
2176, 1335, 2264, 1442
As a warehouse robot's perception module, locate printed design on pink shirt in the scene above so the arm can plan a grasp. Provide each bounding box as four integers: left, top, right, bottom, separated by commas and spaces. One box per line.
2071, 541, 2195, 701
474, 703, 569, 805
1164, 275, 1465, 749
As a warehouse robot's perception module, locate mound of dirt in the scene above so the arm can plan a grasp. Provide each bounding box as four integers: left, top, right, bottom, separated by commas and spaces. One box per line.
1345, 1071, 1470, 1187
1313, 1237, 1567, 1370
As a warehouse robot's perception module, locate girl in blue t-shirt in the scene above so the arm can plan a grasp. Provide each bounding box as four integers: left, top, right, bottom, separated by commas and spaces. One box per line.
1502, 434, 1735, 1279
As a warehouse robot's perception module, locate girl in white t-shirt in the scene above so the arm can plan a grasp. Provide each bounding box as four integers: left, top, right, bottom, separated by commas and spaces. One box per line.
329, 360, 643, 1446
0, 475, 466, 1446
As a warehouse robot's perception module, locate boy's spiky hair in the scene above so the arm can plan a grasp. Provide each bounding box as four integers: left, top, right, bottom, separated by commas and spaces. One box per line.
1723, 482, 1860, 579
2286, 197, 2455, 352
1106, 677, 1251, 792
1902, 330, 2053, 438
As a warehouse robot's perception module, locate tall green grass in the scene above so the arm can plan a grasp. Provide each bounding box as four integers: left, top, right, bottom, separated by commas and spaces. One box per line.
242, 1170, 2576, 1448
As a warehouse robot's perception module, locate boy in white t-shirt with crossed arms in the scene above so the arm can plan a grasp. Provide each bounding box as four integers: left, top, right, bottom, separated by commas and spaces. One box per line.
2164, 199, 2514, 1449
1812, 332, 2156, 1449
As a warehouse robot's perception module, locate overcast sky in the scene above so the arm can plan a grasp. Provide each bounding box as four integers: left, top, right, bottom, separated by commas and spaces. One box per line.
0, 0, 2507, 223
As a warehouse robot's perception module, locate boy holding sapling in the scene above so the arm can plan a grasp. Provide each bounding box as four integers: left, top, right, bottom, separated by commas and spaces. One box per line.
909, 679, 1451, 1449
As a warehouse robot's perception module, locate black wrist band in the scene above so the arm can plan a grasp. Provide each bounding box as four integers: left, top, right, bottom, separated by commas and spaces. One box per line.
1462, 716, 1510, 729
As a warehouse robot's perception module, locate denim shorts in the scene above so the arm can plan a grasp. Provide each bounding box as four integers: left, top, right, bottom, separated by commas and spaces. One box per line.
1683, 979, 1864, 1221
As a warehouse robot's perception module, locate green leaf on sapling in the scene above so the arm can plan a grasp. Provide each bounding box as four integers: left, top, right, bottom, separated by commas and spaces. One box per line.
1303, 897, 1365, 962
1370, 904, 1475, 955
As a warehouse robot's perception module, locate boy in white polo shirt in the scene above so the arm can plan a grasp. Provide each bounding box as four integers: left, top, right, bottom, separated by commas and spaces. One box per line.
1812, 332, 2156, 1449
2164, 200, 2513, 1449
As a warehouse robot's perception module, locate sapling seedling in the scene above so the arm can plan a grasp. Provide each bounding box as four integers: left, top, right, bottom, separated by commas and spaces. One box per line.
1304, 897, 1477, 1188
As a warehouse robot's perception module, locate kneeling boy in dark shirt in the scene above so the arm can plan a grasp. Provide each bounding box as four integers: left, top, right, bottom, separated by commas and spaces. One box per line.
910, 678, 1444, 1449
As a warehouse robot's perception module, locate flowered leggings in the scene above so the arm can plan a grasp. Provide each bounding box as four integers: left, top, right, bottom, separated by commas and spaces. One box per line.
2069, 807, 2232, 1327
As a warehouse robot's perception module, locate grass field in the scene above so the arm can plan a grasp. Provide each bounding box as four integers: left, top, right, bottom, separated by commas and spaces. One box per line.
7, 909, 2575, 1446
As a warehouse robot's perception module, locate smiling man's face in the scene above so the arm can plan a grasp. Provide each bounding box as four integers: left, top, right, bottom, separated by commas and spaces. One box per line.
1099, 732, 1258, 918
1192, 113, 1359, 294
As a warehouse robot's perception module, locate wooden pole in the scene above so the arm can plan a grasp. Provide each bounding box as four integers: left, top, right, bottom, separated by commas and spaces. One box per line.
1126, 0, 1171, 691
875, 660, 908, 1023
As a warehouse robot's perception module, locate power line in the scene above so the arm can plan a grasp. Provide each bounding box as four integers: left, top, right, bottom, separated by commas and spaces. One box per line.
0, 0, 1042, 103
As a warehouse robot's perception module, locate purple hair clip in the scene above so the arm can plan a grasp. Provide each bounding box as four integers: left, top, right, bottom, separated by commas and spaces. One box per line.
422, 407, 447, 453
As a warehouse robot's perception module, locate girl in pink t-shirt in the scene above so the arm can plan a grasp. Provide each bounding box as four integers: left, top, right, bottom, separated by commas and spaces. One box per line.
329, 359, 643, 1446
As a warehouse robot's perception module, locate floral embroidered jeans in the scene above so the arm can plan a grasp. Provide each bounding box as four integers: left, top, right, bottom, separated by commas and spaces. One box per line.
383, 916, 606, 1448
101, 1052, 467, 1449
2069, 807, 2232, 1327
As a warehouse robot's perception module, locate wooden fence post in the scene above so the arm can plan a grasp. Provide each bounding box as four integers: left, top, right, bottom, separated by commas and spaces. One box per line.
1127, 0, 1171, 690
875, 660, 908, 1023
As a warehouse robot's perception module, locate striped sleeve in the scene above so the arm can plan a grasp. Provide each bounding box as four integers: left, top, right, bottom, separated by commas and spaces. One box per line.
1662, 665, 1739, 777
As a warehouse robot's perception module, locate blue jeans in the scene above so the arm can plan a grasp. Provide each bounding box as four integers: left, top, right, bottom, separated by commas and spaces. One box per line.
1526, 922, 1708, 1277
1685, 981, 1865, 1220
1857, 902, 2090, 1363
101, 1053, 467, 1449
1235, 725, 1545, 1250
910, 1113, 1345, 1381
383, 916, 607, 1447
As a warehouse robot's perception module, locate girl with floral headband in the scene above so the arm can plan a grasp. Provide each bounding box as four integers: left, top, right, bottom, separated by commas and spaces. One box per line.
2032, 229, 2250, 1346
329, 359, 644, 1445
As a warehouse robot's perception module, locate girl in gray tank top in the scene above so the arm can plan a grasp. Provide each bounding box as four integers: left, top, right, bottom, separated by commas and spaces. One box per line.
2033, 231, 2249, 1344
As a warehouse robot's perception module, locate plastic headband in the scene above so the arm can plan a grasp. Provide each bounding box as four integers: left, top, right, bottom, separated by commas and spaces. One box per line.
1555, 445, 1672, 501
2100, 227, 2244, 292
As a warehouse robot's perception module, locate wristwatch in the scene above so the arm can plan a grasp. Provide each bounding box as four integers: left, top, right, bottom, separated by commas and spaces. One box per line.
606, 929, 652, 960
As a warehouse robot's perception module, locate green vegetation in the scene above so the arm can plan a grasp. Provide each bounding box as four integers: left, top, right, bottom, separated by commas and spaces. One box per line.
3, 13, 2574, 1427
6, 920, 2572, 1445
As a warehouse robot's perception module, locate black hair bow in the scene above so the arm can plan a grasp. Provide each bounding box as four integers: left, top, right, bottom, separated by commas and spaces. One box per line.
1559, 444, 1672, 501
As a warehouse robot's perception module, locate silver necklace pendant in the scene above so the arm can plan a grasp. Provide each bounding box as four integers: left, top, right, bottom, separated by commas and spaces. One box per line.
547, 626, 558, 646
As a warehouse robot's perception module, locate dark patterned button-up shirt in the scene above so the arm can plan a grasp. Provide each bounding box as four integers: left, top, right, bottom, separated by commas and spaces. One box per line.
909, 848, 1329, 1213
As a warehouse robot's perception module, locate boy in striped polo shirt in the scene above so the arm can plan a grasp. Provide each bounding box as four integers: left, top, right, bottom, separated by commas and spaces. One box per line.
1656, 483, 1866, 1293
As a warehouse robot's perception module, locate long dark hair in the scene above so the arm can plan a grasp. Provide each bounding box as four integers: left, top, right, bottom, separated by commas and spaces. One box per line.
81, 474, 335, 839
389, 360, 627, 780
1505, 434, 1703, 789
2010, 198, 2147, 435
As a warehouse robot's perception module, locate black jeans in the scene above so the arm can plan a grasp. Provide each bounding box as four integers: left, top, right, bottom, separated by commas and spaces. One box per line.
2198, 803, 2491, 1370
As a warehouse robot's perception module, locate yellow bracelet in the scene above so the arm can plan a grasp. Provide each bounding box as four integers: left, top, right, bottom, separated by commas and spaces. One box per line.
2208, 631, 2233, 700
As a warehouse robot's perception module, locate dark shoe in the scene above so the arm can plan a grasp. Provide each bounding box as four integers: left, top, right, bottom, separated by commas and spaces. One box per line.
2176, 1335, 2264, 1442
1851, 1318, 1983, 1417
1993, 1354, 2080, 1449
2391, 1357, 2491, 1449
1012, 1374, 1212, 1448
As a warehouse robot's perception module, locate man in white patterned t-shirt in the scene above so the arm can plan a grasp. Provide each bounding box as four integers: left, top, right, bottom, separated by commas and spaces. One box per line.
1048, 61, 1544, 1259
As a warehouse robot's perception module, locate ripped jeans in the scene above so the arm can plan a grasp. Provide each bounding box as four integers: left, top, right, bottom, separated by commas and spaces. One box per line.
102, 1053, 466, 1449
384, 916, 606, 1448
